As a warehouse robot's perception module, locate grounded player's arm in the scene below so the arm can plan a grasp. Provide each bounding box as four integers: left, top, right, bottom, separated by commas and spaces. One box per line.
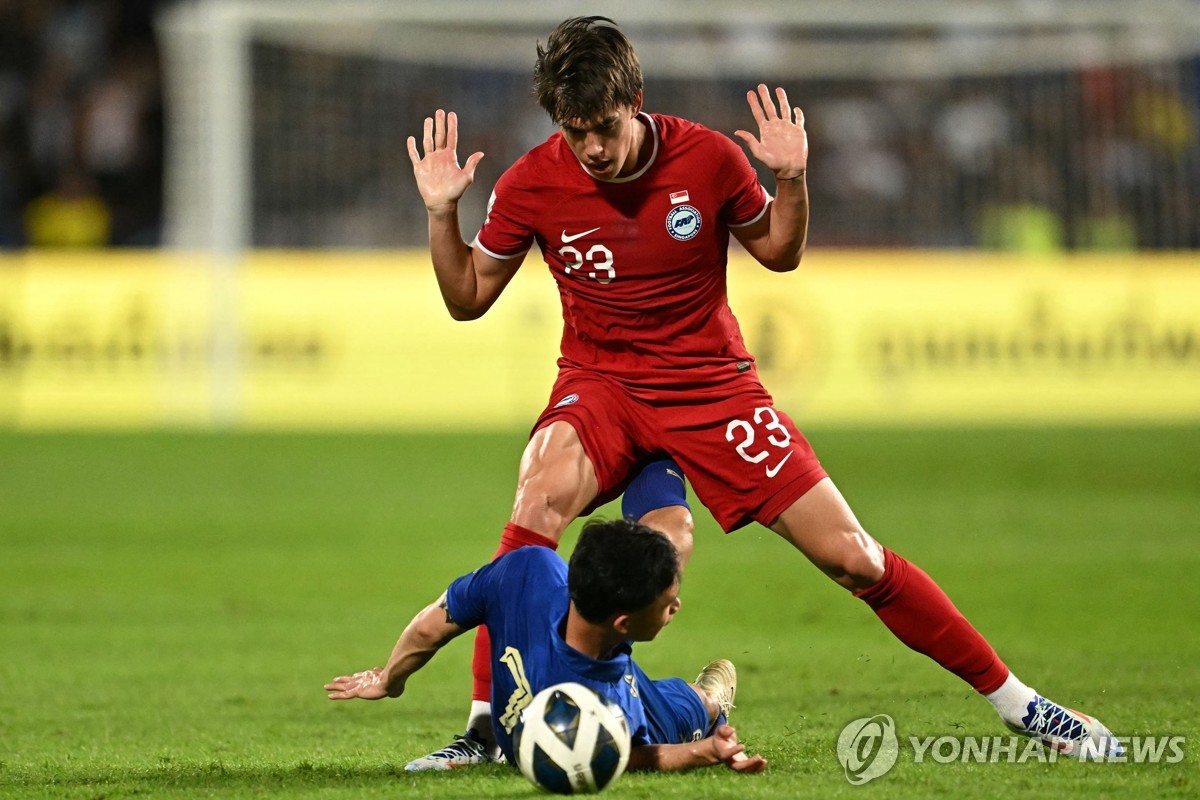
732, 84, 810, 272
407, 108, 524, 320
324, 591, 466, 701
626, 725, 767, 773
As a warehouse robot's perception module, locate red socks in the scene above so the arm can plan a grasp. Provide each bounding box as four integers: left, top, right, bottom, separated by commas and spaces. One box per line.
856, 548, 1009, 695
471, 522, 559, 701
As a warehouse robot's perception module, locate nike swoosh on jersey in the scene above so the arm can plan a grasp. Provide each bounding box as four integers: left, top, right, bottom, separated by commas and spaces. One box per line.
561, 227, 600, 243
765, 452, 793, 478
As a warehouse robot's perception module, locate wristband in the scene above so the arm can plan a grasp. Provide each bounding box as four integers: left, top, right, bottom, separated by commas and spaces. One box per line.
776, 169, 806, 182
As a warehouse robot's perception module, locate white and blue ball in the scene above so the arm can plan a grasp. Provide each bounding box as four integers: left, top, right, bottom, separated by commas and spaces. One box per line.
514, 682, 631, 794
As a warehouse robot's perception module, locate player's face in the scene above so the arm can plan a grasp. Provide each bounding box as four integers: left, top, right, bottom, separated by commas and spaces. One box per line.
561, 100, 644, 181
622, 578, 682, 642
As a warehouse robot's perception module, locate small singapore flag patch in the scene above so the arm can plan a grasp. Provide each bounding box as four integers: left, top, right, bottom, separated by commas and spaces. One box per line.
669, 190, 690, 204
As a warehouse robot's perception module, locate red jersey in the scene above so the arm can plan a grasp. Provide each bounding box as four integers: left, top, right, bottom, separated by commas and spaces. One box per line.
474, 113, 770, 392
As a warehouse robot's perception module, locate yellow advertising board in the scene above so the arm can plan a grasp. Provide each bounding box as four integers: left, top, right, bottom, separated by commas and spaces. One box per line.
730, 251, 1200, 424
0, 252, 215, 427
0, 250, 1197, 429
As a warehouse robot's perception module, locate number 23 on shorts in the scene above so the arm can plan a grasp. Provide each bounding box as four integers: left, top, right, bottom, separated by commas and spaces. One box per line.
725, 406, 793, 479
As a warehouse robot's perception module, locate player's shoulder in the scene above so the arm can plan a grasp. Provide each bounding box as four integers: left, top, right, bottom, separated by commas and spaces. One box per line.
651, 113, 745, 164
651, 112, 709, 137
498, 545, 567, 580
652, 113, 736, 147
454, 545, 565, 616
497, 547, 568, 611
499, 133, 570, 188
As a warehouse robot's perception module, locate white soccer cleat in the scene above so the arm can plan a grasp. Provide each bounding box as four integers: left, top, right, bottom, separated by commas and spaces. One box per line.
694, 658, 738, 720
1008, 696, 1123, 761
403, 728, 499, 771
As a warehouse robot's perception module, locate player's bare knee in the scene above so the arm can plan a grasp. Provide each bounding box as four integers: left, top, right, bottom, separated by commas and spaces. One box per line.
651, 505, 694, 540
825, 531, 885, 592
668, 525, 694, 570
637, 506, 694, 567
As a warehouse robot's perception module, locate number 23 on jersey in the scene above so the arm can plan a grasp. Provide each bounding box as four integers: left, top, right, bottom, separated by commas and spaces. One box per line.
726, 406, 794, 479
559, 228, 615, 284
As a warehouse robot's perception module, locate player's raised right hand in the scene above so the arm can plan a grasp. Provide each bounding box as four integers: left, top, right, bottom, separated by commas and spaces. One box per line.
407, 109, 485, 213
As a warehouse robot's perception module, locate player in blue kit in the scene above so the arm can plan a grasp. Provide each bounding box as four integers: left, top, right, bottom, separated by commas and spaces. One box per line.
324, 512, 765, 773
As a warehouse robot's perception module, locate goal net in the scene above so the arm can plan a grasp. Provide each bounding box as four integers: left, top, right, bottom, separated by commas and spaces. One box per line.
157, 0, 1200, 251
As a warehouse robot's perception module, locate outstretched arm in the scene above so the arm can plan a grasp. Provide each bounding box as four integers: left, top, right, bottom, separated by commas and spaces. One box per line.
626, 725, 767, 773
324, 591, 466, 701
730, 85, 810, 272
407, 109, 523, 320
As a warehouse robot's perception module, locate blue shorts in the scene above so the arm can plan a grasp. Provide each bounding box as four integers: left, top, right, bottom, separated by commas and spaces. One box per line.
631, 662, 722, 745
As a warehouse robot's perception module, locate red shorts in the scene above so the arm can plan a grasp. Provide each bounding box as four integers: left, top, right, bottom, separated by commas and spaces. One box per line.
532, 366, 827, 532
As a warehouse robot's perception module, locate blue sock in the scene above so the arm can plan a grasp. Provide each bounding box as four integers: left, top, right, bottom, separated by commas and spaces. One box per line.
621, 459, 689, 521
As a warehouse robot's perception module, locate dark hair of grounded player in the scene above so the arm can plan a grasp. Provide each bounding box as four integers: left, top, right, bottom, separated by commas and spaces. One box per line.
568, 518, 679, 623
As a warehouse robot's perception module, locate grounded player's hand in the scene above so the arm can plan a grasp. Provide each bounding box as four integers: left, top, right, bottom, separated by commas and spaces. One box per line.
711, 724, 768, 773
734, 84, 808, 182
324, 667, 393, 700
406, 109, 485, 213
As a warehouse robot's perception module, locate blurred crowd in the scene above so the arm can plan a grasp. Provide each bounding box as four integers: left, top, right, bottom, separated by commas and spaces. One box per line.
649, 65, 1200, 250
2, 2, 1198, 250
795, 67, 1200, 250
251, 46, 1200, 251
0, 0, 165, 248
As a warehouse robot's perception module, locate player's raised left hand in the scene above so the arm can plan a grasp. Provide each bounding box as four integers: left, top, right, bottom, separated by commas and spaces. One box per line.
710, 724, 768, 773
734, 84, 808, 182
324, 667, 392, 700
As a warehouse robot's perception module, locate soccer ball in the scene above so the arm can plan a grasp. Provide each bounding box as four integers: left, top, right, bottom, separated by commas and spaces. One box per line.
513, 682, 632, 794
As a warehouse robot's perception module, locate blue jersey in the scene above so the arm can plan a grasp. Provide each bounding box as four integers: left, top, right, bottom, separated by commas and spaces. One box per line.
446, 547, 659, 761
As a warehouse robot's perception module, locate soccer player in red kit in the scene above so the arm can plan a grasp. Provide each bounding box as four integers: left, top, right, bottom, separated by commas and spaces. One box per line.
403, 16, 1121, 769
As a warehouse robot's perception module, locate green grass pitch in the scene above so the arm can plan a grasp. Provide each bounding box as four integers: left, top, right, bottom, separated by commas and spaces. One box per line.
1, 426, 1198, 799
